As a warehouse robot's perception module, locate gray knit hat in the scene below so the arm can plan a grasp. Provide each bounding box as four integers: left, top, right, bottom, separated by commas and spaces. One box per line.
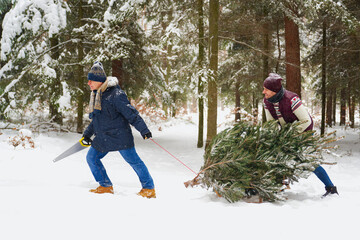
87, 61, 106, 83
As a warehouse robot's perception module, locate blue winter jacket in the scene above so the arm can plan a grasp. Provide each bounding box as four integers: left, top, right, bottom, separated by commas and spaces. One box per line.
83, 85, 150, 153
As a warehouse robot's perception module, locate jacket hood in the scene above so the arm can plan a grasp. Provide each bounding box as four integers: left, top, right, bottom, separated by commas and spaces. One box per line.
106, 76, 119, 88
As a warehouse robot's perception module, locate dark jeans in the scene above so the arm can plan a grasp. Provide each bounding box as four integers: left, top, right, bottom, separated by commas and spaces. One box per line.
86, 146, 154, 189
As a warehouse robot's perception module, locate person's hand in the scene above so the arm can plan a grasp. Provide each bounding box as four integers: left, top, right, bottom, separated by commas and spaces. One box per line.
80, 136, 92, 147
142, 132, 152, 140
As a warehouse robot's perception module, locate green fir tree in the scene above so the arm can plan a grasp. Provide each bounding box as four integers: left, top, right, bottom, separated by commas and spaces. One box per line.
186, 121, 337, 202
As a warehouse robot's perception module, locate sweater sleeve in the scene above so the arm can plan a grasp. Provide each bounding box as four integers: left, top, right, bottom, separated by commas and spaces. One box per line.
293, 104, 312, 132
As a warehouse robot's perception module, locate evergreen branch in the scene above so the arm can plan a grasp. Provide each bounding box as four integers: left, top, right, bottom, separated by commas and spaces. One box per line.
219, 36, 300, 69
0, 38, 77, 99
186, 121, 339, 202
320, 161, 337, 165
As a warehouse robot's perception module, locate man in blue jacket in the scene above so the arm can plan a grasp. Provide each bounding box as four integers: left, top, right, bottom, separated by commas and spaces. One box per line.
81, 62, 155, 198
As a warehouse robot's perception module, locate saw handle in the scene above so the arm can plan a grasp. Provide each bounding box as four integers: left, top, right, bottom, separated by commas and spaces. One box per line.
80, 136, 92, 147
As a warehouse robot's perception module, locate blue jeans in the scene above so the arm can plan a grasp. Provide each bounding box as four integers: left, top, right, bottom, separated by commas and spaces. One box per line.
86, 147, 154, 189
313, 165, 334, 187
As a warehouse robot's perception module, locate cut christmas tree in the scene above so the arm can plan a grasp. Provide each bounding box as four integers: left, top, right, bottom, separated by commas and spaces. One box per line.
185, 121, 337, 202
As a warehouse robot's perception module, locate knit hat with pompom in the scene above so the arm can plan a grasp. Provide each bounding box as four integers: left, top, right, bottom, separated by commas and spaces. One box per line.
263, 73, 283, 93
88, 61, 107, 83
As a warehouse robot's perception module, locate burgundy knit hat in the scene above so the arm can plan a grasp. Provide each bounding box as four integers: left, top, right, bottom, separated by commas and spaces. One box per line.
263, 73, 283, 93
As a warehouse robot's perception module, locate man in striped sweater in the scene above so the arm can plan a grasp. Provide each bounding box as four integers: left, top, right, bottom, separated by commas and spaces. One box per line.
263, 73, 338, 197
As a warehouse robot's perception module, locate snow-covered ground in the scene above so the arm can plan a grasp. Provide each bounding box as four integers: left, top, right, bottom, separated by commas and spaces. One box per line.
0, 110, 359, 240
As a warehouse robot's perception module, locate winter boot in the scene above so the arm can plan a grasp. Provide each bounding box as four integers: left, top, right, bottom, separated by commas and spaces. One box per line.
89, 186, 114, 194
245, 188, 258, 196
137, 188, 156, 198
282, 178, 291, 189
244, 188, 262, 203
322, 186, 338, 198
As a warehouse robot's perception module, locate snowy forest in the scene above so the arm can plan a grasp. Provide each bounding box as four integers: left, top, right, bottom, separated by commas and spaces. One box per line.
0, 0, 360, 145
1, 1, 360, 238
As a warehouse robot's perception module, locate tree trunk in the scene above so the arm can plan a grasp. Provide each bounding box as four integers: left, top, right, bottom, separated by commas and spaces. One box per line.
49, 35, 63, 125
235, 79, 240, 121
320, 21, 327, 136
262, 19, 270, 124
171, 92, 177, 118
76, 0, 85, 133
350, 96, 355, 128
326, 86, 333, 127
206, 0, 219, 148
340, 87, 346, 126
162, 8, 173, 117
197, 0, 205, 148
284, 15, 301, 97
275, 20, 281, 73
112, 59, 123, 89
166, 43, 173, 116
262, 15, 270, 78
253, 96, 259, 125
349, 84, 355, 128
332, 87, 336, 125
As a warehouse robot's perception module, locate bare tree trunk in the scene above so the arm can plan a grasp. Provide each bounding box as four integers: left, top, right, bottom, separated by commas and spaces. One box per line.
332, 87, 337, 125
262, 18, 270, 78
112, 59, 123, 89
76, 0, 85, 133
262, 19, 270, 124
253, 96, 259, 125
49, 35, 63, 125
275, 20, 281, 73
197, 0, 205, 148
235, 79, 240, 121
206, 0, 219, 148
340, 87, 346, 126
349, 86, 355, 128
326, 87, 333, 127
320, 21, 327, 136
166, 43, 173, 116
160, 8, 173, 117
284, 15, 301, 97
171, 92, 177, 118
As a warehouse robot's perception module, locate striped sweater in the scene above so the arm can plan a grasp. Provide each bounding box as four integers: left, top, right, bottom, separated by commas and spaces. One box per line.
263, 90, 313, 132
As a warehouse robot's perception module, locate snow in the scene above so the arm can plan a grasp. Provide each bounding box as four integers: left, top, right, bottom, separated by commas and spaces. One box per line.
18, 129, 32, 137
0, 111, 359, 240
1, 0, 67, 60
57, 82, 71, 111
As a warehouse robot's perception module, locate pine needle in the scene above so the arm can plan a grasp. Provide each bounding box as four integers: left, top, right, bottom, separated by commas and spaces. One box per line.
185, 121, 338, 202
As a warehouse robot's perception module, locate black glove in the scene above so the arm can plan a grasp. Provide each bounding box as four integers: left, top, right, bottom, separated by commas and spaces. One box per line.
142, 131, 152, 140
80, 135, 92, 147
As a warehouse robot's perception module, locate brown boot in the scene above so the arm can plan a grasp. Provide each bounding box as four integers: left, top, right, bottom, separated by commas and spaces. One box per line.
137, 188, 156, 198
89, 186, 114, 194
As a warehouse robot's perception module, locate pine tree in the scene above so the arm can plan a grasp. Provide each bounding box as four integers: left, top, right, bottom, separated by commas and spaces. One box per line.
304, 0, 359, 130
82, 0, 154, 99
185, 121, 337, 202
218, 1, 277, 123
0, 0, 67, 121
144, 0, 198, 117
206, 0, 219, 148
197, 0, 205, 148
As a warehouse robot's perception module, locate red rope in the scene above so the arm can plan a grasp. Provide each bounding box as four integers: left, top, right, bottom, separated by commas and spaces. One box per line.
150, 138, 198, 175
